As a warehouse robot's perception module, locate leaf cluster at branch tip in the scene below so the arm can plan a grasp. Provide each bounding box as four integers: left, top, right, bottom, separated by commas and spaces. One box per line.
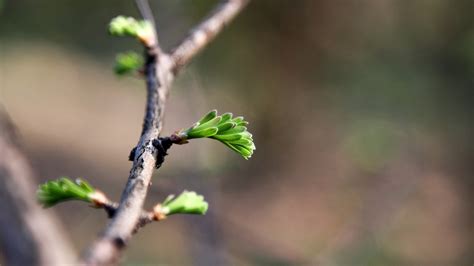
161, 191, 208, 215
37, 177, 96, 208
114, 51, 144, 75
108, 16, 153, 40
179, 110, 255, 159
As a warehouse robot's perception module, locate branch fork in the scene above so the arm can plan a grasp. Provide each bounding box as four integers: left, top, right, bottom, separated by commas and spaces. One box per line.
80, 1, 249, 265
22, 0, 251, 264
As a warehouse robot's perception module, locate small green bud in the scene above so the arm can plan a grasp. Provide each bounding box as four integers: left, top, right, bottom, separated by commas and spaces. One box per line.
161, 191, 208, 216
37, 177, 98, 208
109, 16, 136, 36
108, 16, 154, 44
114, 51, 144, 75
178, 110, 256, 159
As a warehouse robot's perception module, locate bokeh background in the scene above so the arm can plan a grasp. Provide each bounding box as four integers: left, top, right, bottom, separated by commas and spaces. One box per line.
1, 0, 474, 265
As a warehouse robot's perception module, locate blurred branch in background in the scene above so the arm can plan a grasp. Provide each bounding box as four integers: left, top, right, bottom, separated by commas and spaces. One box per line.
0, 109, 75, 265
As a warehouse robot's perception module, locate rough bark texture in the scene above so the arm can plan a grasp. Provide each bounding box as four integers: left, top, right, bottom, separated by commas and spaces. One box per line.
0, 111, 75, 266
82, 1, 249, 265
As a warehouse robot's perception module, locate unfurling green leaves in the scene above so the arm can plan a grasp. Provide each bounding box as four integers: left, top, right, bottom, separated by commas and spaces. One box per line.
108, 16, 153, 43
37, 177, 97, 208
160, 191, 208, 216
178, 110, 255, 159
114, 51, 143, 75
109, 16, 152, 75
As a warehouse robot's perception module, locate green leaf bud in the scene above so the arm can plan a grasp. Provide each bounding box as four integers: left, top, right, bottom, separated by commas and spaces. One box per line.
161, 191, 208, 215
37, 177, 99, 208
114, 51, 144, 75
178, 110, 255, 159
108, 16, 154, 45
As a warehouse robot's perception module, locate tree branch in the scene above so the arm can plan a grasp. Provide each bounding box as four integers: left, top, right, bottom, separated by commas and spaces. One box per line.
82, 1, 249, 264
102, 202, 157, 233
171, 0, 249, 72
82, 32, 174, 266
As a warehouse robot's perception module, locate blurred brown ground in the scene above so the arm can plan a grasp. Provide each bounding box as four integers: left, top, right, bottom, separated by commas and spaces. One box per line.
1, 0, 474, 265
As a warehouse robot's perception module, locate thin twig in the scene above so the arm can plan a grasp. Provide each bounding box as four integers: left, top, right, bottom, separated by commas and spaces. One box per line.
82, 1, 249, 264
135, 0, 162, 54
135, 0, 156, 28
171, 0, 250, 72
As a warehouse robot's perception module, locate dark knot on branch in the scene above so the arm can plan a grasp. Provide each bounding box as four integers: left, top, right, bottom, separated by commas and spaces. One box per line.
128, 135, 183, 168
151, 137, 173, 168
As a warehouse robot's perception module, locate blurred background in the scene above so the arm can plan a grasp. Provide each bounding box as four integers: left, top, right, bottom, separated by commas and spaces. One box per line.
1, 0, 474, 265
